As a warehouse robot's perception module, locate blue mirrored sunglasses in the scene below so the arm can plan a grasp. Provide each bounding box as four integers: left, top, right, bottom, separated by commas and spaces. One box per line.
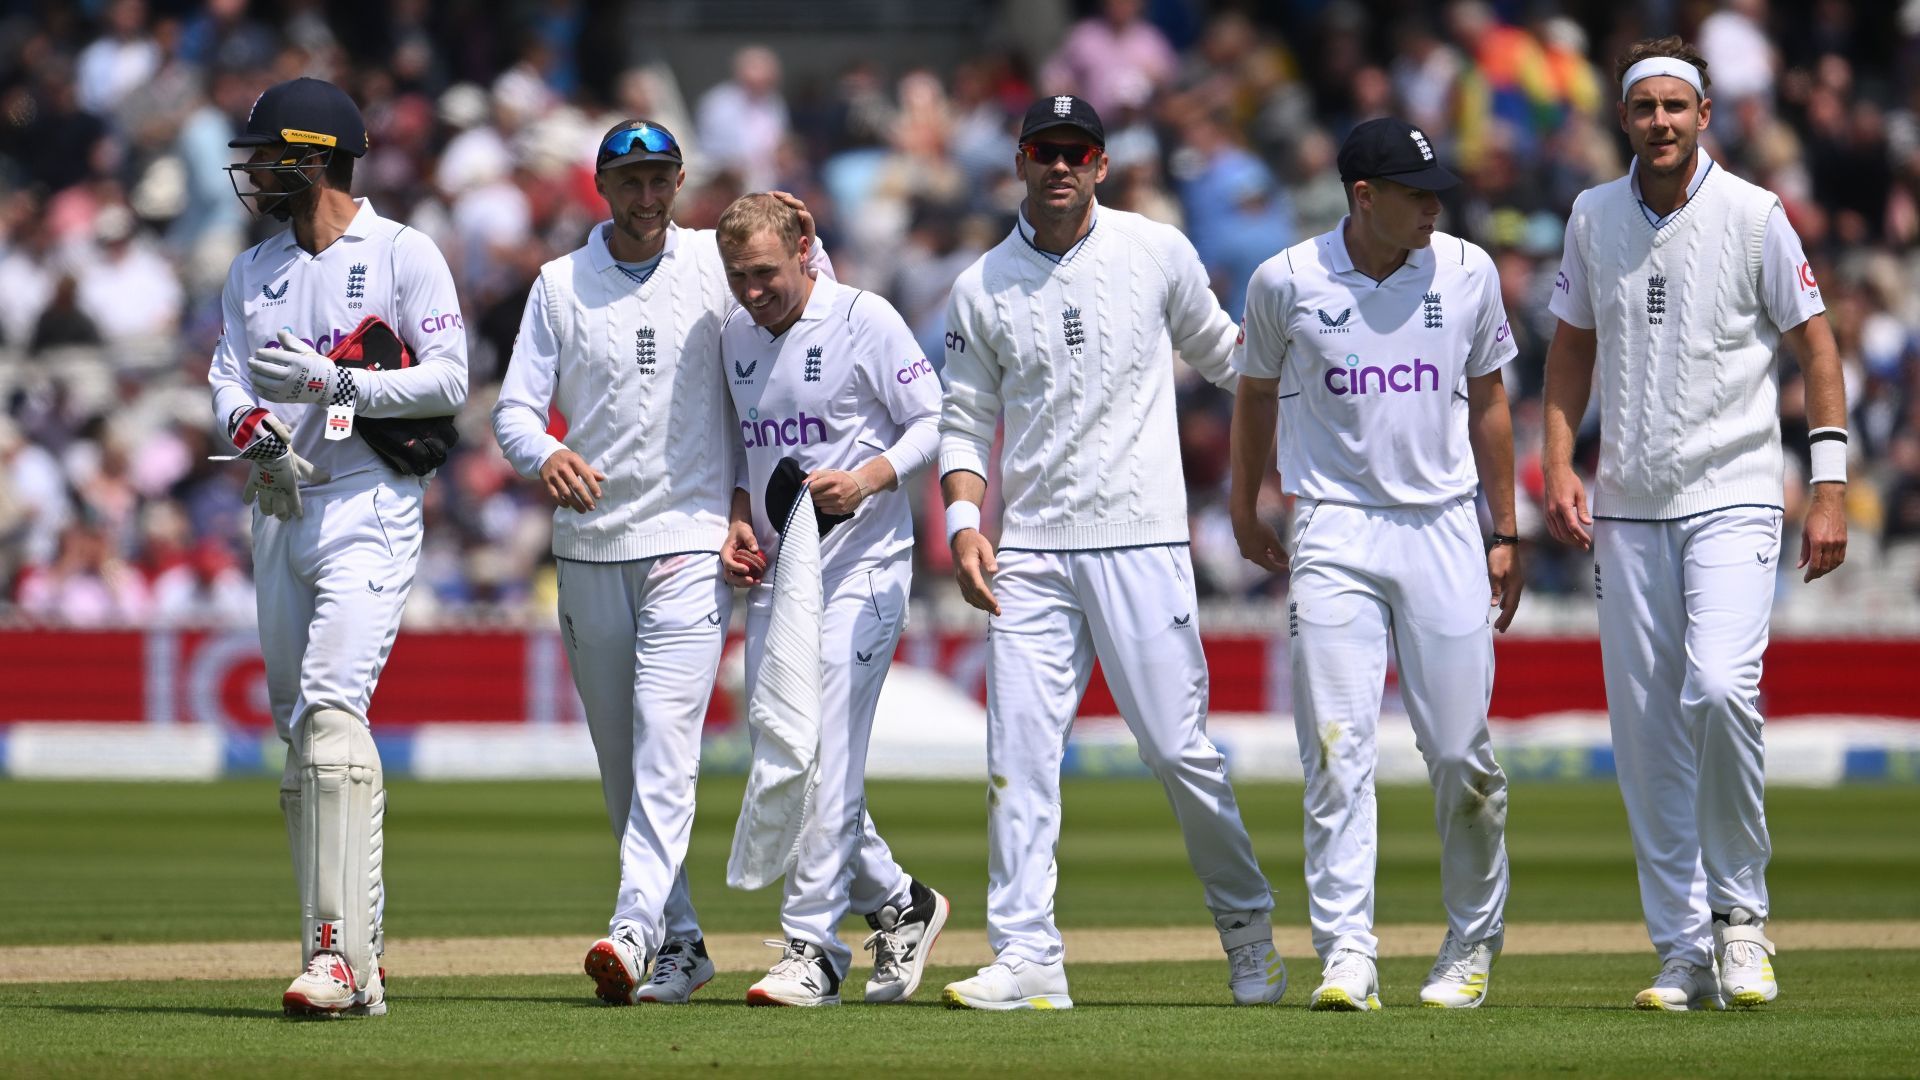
597, 125, 680, 166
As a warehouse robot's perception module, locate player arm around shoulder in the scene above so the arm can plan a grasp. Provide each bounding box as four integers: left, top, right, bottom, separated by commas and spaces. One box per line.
1468, 371, 1523, 631
1785, 312, 1848, 581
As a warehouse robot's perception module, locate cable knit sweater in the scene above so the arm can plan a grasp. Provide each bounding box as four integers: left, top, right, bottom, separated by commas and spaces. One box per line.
938, 204, 1239, 550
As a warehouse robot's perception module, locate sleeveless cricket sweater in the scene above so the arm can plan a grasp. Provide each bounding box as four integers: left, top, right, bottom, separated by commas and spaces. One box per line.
1569, 166, 1784, 520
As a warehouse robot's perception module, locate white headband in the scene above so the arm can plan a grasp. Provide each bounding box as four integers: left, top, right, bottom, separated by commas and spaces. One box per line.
1621, 57, 1705, 102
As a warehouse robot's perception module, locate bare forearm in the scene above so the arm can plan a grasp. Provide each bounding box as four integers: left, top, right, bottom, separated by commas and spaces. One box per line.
942, 469, 986, 508
1229, 379, 1280, 519
1791, 315, 1848, 433
1542, 324, 1597, 471
855, 456, 899, 494
729, 487, 752, 526
1469, 379, 1518, 535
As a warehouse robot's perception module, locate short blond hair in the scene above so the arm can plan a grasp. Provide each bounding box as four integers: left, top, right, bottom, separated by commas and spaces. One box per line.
1616, 36, 1712, 95
716, 193, 801, 253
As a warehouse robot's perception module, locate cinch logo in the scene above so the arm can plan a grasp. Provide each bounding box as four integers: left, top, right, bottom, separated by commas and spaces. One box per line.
1324, 353, 1440, 396
740, 407, 827, 448
419, 309, 464, 334
896, 357, 934, 384
260, 328, 354, 354
944, 330, 966, 353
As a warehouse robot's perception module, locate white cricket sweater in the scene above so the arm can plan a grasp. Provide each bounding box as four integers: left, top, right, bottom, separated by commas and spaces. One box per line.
1561, 166, 1786, 519
938, 204, 1239, 550
493, 222, 738, 562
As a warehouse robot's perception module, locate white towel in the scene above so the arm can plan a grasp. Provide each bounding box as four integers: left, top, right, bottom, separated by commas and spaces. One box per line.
726, 487, 824, 890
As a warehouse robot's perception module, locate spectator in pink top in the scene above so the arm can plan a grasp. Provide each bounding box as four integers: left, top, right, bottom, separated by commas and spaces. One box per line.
1040, 0, 1178, 115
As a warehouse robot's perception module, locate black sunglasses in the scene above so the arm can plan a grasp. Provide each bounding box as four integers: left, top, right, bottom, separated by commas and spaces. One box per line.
1020, 141, 1101, 167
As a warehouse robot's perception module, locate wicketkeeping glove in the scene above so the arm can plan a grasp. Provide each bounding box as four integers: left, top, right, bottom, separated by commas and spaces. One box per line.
248, 328, 360, 410
216, 408, 330, 520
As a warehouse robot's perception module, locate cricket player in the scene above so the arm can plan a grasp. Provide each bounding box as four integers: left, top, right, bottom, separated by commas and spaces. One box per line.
1542, 37, 1847, 1011
1230, 117, 1521, 1011
492, 123, 900, 1006
937, 95, 1285, 1011
714, 194, 950, 1007
209, 77, 469, 1017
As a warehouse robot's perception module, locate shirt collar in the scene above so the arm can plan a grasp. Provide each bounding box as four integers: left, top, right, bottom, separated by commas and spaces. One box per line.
1321, 216, 1433, 277
279, 198, 380, 249
1628, 148, 1714, 216
1017, 201, 1099, 263
589, 220, 679, 274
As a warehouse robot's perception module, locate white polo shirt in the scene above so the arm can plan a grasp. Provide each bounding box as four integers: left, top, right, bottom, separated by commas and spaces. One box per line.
721, 277, 941, 579
1234, 220, 1516, 508
209, 199, 469, 484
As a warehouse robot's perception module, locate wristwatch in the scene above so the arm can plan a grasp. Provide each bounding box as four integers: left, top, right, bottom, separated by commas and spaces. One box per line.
1488, 533, 1520, 547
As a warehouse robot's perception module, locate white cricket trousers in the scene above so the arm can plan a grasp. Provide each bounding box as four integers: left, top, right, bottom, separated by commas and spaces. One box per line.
1594, 507, 1780, 967
254, 470, 424, 742
254, 470, 422, 961
743, 554, 915, 979
985, 545, 1274, 967
556, 553, 731, 955
1287, 497, 1508, 961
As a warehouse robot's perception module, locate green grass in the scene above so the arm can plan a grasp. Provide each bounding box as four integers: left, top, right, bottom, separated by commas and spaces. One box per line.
3, 778, 1919, 1076
2, 779, 1917, 945
2, 954, 1917, 1078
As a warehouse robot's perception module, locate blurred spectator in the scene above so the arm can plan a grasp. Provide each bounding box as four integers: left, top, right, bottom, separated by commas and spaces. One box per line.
1170, 112, 1292, 318
73, 204, 183, 348
16, 522, 150, 625
696, 46, 788, 192
1040, 0, 1178, 116
75, 0, 160, 123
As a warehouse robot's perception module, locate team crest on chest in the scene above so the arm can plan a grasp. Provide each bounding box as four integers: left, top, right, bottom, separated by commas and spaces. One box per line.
1647, 275, 1667, 325
1062, 306, 1085, 357
804, 344, 823, 382
1422, 292, 1443, 329
1316, 307, 1352, 334
346, 263, 366, 301
635, 327, 656, 374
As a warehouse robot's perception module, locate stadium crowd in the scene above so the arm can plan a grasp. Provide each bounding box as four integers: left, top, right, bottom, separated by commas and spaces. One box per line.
2, 0, 1918, 626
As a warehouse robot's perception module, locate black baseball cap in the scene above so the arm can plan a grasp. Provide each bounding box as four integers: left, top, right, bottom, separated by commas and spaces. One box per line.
1019, 95, 1105, 147
229, 78, 368, 157
596, 120, 683, 171
1336, 117, 1458, 190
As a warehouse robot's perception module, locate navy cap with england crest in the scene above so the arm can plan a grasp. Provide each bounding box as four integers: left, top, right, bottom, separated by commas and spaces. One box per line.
1336, 117, 1458, 190
1019, 94, 1106, 146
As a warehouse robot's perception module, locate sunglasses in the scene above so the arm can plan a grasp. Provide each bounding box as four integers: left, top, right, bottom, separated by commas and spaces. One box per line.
1020, 141, 1101, 167
597, 124, 680, 167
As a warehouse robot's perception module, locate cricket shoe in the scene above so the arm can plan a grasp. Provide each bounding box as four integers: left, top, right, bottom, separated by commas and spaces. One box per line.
283, 951, 386, 1018
862, 880, 950, 1003
1420, 929, 1501, 1008
634, 938, 715, 1004
1634, 958, 1726, 1011
584, 928, 647, 1005
1309, 949, 1382, 1011
1219, 914, 1287, 1005
747, 939, 841, 1007
942, 956, 1072, 1011
1715, 909, 1778, 1008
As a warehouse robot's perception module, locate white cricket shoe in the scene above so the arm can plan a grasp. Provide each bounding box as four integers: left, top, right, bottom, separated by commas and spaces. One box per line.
634, 938, 715, 1004
283, 951, 386, 1018
1219, 915, 1287, 1005
1715, 909, 1778, 1008
1309, 949, 1382, 1011
862, 880, 950, 1003
942, 956, 1073, 1011
747, 939, 841, 1007
584, 928, 646, 1005
1420, 929, 1501, 1008
1634, 958, 1726, 1011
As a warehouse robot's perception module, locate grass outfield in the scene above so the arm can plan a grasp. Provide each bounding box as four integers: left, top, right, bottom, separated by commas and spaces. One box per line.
2, 779, 1918, 1076
4, 779, 1919, 944
2, 956, 1917, 1078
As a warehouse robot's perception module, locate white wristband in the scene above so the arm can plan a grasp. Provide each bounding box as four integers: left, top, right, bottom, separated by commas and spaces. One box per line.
945, 501, 982, 545
1809, 428, 1848, 484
